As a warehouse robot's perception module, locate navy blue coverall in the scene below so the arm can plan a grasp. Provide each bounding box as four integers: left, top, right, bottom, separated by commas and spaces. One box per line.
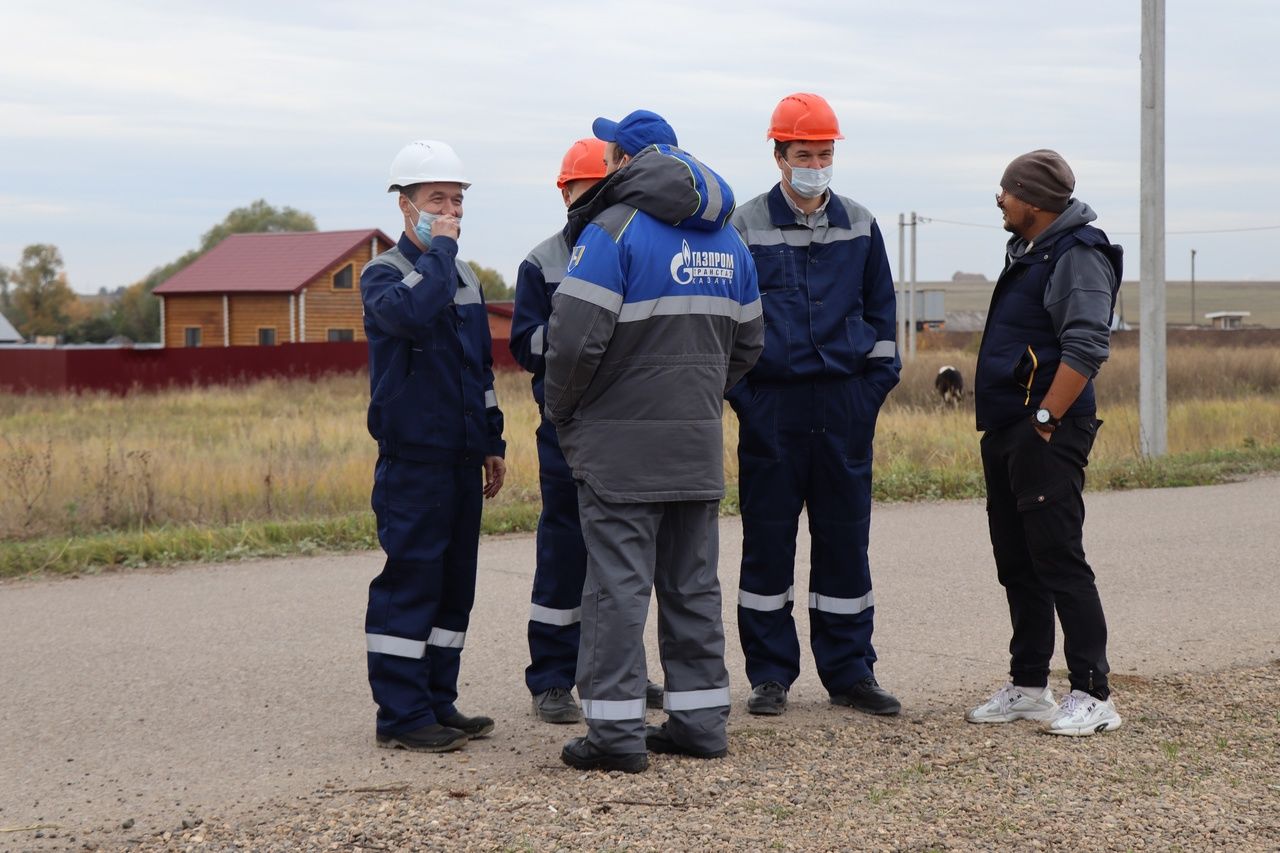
362, 232, 505, 736
509, 226, 588, 696
729, 185, 900, 695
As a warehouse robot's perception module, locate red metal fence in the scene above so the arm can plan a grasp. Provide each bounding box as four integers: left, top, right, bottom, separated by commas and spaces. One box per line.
0, 340, 519, 395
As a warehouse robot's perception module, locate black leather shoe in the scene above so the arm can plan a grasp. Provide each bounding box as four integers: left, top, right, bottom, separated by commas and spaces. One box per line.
533, 687, 582, 724
376, 724, 468, 752
646, 681, 664, 710
560, 737, 648, 773
747, 681, 788, 716
437, 711, 495, 738
645, 724, 727, 759
830, 676, 902, 716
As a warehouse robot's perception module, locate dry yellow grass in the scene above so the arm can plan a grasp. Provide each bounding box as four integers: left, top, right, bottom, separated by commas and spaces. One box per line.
2, 346, 1278, 541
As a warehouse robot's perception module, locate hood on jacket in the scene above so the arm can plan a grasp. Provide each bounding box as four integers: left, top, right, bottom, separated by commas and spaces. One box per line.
1007, 198, 1098, 259
567, 144, 736, 242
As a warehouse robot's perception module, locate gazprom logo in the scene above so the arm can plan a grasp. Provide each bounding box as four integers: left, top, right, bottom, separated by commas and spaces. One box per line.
567, 244, 586, 273
669, 239, 735, 286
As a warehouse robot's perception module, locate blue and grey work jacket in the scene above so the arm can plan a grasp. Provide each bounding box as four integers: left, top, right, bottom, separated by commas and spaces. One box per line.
730, 184, 900, 398
544, 144, 764, 503
362, 233, 505, 465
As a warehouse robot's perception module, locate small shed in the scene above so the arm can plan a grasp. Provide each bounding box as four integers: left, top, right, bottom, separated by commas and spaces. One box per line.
153, 229, 394, 347
0, 310, 22, 344
1204, 311, 1250, 330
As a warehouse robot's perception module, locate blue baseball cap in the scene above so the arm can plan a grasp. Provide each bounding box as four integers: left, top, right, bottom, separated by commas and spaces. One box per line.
592, 109, 678, 157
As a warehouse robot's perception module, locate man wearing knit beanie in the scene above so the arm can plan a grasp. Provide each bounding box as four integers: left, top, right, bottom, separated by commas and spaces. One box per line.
970, 149, 1126, 737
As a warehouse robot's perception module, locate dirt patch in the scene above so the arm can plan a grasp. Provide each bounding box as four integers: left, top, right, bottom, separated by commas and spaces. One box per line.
41, 661, 1278, 852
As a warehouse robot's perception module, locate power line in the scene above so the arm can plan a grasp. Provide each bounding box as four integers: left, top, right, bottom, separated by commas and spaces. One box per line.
916, 215, 1280, 236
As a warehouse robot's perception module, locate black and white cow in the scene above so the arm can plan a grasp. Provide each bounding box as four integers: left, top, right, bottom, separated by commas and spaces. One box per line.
935, 365, 964, 406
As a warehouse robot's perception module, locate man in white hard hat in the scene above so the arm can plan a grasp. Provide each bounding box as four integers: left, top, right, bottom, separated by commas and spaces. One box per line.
361, 139, 507, 753
509, 138, 666, 724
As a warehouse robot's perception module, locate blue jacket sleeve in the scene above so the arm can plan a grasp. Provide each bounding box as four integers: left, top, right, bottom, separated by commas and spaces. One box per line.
361, 236, 461, 340
480, 297, 506, 458
862, 220, 902, 398
509, 257, 552, 375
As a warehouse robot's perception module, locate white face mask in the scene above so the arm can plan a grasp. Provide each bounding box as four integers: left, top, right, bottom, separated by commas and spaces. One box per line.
788, 164, 833, 199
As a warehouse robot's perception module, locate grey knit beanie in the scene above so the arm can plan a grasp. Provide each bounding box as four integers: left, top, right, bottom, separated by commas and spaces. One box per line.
1001, 149, 1075, 213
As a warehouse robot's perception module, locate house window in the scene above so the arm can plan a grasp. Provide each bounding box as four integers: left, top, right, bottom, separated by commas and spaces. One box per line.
333, 264, 354, 290
258, 328, 277, 346
327, 328, 355, 343
184, 327, 202, 347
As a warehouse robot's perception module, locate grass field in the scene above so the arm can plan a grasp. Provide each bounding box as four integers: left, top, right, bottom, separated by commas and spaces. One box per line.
2, 345, 1279, 576
926, 279, 1280, 328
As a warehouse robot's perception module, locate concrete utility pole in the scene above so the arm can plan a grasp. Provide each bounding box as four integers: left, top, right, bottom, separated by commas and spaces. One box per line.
1190, 249, 1197, 325
1140, 0, 1167, 457
908, 211, 918, 360
898, 213, 907, 351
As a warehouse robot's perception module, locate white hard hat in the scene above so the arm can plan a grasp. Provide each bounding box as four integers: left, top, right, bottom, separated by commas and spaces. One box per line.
387, 140, 471, 192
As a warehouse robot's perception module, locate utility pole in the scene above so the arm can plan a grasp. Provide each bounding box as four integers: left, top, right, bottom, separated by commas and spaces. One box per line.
908, 211, 918, 360
1190, 248, 1197, 326
897, 213, 906, 352
1139, 0, 1167, 457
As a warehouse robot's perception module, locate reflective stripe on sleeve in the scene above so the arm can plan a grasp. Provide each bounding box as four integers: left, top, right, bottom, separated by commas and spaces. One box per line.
738, 585, 795, 612
808, 591, 875, 615
530, 325, 545, 356
664, 686, 731, 712
580, 698, 646, 721
453, 286, 482, 306
401, 271, 423, 288
366, 633, 426, 659
868, 340, 897, 359
485, 389, 498, 409
555, 276, 624, 314
529, 603, 582, 626
427, 627, 466, 649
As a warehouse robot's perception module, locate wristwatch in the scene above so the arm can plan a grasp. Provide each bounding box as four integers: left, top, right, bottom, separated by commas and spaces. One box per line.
1032, 408, 1060, 432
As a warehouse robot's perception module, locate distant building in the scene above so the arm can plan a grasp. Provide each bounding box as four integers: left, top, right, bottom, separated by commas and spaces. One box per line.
951, 271, 989, 282
0, 310, 21, 344
153, 229, 395, 347
1204, 311, 1250, 330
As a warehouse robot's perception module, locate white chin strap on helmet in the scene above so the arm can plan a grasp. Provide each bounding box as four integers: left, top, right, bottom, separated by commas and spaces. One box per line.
388, 140, 471, 191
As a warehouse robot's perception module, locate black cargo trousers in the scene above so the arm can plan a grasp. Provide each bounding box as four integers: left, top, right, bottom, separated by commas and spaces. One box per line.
980, 415, 1110, 700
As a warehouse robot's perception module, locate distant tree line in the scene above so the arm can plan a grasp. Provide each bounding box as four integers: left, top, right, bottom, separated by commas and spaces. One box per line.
0, 199, 515, 343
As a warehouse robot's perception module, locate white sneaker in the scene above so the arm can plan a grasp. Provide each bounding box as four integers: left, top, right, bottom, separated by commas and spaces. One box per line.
1041, 689, 1122, 736
965, 682, 1058, 724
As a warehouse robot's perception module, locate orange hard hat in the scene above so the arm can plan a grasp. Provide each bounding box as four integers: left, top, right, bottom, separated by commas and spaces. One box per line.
767, 93, 845, 142
556, 138, 609, 189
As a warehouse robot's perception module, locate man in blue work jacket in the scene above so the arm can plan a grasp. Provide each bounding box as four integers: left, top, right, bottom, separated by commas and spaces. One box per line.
510, 138, 668, 724
361, 139, 507, 753
729, 93, 902, 718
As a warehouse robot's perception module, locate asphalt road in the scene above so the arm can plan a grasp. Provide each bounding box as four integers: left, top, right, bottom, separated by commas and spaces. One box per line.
1, 475, 1277, 842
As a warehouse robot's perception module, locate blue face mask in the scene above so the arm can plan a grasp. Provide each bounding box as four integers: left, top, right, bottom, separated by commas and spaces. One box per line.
407, 199, 441, 243
789, 164, 833, 199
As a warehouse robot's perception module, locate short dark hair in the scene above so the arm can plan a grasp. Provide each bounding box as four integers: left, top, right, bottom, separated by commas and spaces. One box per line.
606, 142, 627, 167
774, 141, 793, 159
396, 183, 428, 203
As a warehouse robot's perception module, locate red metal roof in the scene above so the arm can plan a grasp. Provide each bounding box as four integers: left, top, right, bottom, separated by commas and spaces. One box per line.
153, 229, 394, 295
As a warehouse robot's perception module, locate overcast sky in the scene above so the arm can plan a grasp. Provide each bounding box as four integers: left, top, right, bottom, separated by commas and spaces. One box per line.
3, 1, 1278, 294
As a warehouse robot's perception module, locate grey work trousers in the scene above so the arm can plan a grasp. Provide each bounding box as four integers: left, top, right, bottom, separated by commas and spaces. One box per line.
575, 483, 731, 755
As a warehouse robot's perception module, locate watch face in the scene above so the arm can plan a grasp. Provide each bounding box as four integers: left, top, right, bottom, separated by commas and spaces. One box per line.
1036, 409, 1051, 424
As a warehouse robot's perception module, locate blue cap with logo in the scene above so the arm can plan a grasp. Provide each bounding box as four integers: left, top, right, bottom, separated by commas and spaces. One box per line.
592, 109, 678, 157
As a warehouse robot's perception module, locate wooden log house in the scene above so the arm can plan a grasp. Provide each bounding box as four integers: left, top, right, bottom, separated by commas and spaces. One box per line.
154, 229, 395, 347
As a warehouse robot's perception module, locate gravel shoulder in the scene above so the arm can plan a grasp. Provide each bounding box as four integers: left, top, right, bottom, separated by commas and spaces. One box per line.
3, 476, 1278, 851
60, 661, 1280, 852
